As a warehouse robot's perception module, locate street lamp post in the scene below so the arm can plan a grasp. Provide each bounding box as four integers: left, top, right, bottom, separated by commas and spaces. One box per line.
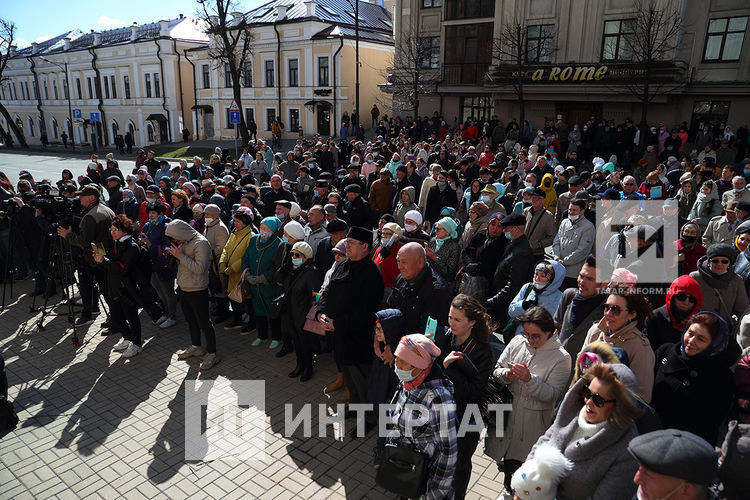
40, 56, 75, 152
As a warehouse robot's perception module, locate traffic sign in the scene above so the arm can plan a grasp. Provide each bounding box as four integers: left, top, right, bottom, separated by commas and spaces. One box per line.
229, 110, 241, 124
229, 99, 240, 111
72, 109, 82, 119
90, 112, 100, 122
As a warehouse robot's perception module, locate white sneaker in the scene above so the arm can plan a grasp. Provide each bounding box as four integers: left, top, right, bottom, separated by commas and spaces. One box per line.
154, 315, 168, 325
112, 338, 130, 352
160, 318, 177, 329
122, 344, 142, 358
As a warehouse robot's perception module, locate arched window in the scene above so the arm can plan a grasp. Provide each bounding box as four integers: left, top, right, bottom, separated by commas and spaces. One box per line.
127, 120, 136, 138
146, 122, 154, 143
111, 120, 119, 139
50, 117, 58, 139
15, 117, 23, 130
27, 117, 35, 137
64, 118, 72, 137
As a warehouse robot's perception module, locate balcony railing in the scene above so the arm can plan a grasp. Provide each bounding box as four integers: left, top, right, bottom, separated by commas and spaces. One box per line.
443, 63, 490, 85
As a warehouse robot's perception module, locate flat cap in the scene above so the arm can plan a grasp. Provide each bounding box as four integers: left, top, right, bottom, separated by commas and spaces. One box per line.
344, 184, 361, 194
275, 199, 292, 209
326, 218, 349, 233
628, 429, 717, 485
315, 179, 329, 188
347, 226, 372, 246
737, 201, 750, 213
568, 175, 583, 186
500, 213, 526, 227
324, 203, 337, 216
736, 220, 750, 235
145, 184, 161, 194
77, 185, 101, 198
530, 187, 546, 198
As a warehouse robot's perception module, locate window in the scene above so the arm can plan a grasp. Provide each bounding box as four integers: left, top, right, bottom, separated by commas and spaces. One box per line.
444, 24, 494, 84
110, 75, 116, 98
147, 122, 154, 142
318, 56, 329, 86
242, 61, 253, 87
202, 64, 210, 88
76, 78, 82, 99
44, 81, 49, 100
422, 0, 441, 7
288, 59, 299, 87
445, 0, 494, 20
704, 16, 748, 61
224, 63, 233, 88
460, 96, 493, 124
87, 77, 93, 99
690, 101, 730, 132
32, 81, 37, 100
265, 60, 274, 87
63, 79, 69, 99
123, 75, 131, 99
27, 117, 34, 137
52, 81, 58, 100
226, 108, 235, 129
145, 73, 152, 98
266, 108, 276, 130
526, 24, 555, 62
21, 82, 28, 100
289, 108, 300, 132
421, 37, 441, 68
11, 82, 17, 100
50, 117, 58, 139
601, 19, 634, 61
245, 108, 254, 126
154, 73, 161, 97
103, 76, 110, 99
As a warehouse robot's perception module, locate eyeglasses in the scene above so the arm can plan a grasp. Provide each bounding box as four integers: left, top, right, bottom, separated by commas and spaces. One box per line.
521, 330, 544, 342
603, 304, 627, 315
290, 251, 303, 258
674, 293, 697, 304
710, 258, 730, 265
583, 384, 616, 408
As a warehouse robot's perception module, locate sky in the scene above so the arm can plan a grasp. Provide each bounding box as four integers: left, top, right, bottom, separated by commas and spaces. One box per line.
4, 0, 269, 47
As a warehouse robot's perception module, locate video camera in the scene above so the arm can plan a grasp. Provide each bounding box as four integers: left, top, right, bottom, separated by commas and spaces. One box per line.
30, 185, 81, 228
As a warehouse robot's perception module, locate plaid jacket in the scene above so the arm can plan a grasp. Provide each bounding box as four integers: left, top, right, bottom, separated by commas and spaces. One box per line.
388, 374, 458, 500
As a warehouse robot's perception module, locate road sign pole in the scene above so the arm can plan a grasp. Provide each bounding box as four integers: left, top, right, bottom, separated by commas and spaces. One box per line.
235, 124, 238, 161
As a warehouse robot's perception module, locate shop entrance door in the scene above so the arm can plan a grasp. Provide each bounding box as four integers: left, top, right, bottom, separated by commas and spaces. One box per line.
555, 102, 603, 128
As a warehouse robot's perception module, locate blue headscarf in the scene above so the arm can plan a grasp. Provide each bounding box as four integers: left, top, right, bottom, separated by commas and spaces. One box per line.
260, 216, 282, 233
680, 311, 729, 358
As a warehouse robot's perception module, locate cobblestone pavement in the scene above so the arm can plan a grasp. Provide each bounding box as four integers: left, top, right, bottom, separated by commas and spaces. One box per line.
0, 278, 506, 499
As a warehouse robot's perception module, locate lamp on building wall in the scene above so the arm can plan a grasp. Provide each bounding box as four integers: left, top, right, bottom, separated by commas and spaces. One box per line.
40, 56, 75, 151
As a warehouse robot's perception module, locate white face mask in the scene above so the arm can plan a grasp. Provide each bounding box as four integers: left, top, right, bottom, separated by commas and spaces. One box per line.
204, 217, 214, 224
405, 223, 417, 232
569, 214, 581, 222
533, 280, 547, 290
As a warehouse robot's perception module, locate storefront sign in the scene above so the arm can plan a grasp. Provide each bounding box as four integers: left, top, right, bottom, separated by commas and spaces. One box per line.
490, 61, 682, 84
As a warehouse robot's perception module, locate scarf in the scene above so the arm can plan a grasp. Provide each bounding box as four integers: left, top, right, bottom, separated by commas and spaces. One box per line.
434, 236, 449, 252
403, 360, 434, 392
569, 293, 604, 328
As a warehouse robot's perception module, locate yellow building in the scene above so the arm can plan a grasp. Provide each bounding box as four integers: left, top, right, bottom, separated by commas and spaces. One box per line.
189, 0, 395, 141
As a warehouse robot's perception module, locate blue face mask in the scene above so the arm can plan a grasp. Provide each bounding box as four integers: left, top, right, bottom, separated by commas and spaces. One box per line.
744, 170, 750, 176
736, 187, 745, 193
394, 366, 418, 382
480, 194, 491, 203
277, 213, 285, 220
291, 257, 303, 267
505, 231, 513, 240
338, 174, 347, 179
282, 235, 289, 244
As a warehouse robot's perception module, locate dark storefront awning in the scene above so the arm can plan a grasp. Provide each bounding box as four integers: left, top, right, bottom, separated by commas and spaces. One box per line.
146, 113, 167, 123
304, 100, 332, 111
191, 104, 214, 113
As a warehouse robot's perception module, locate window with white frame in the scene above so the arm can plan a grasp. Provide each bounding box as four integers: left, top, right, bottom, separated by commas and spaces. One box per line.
289, 108, 300, 132
288, 59, 299, 87
145, 73, 152, 98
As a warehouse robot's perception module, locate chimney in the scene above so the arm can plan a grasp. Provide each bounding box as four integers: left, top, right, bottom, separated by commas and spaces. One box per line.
275, 5, 288, 20
130, 23, 139, 41
9, 45, 16, 57
179, 13, 184, 19
159, 20, 170, 37
31, 42, 39, 54
304, 1, 317, 17
231, 12, 245, 23
93, 31, 101, 45
63, 37, 71, 50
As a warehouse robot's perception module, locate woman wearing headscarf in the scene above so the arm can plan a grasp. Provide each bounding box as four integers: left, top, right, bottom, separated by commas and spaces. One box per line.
388, 334, 458, 499
688, 180, 722, 233
373, 222, 403, 301
125, 174, 146, 204
400, 209, 430, 245
392, 186, 419, 227
644, 275, 702, 351
242, 216, 285, 349
459, 179, 483, 223
690, 243, 749, 324
652, 312, 736, 444
539, 173, 558, 214
459, 201, 489, 250
221, 207, 255, 332
203, 204, 230, 324
675, 172, 697, 220
525, 363, 644, 500
190, 203, 206, 234
508, 261, 565, 335
484, 306, 571, 494
427, 216, 461, 283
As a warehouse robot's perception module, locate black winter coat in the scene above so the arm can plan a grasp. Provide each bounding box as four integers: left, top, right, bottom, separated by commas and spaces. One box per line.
644, 305, 683, 351
461, 229, 506, 281
317, 257, 384, 365
425, 185, 458, 225
98, 236, 141, 303
487, 234, 534, 323
652, 343, 734, 445
386, 265, 453, 335
342, 195, 373, 228
437, 332, 493, 422
281, 261, 322, 332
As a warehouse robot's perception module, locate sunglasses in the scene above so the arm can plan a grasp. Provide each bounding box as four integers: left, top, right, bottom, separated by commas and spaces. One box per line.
674, 293, 697, 304
583, 384, 616, 408
603, 304, 628, 316
290, 251, 303, 258
710, 258, 730, 265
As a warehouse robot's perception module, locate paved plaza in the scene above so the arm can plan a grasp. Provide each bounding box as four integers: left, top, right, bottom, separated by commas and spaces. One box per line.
0, 276, 507, 499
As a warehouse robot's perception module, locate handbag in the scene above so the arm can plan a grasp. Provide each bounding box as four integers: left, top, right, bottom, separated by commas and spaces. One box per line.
228, 270, 248, 303
303, 304, 325, 336
208, 251, 223, 295
479, 376, 514, 429
375, 389, 429, 498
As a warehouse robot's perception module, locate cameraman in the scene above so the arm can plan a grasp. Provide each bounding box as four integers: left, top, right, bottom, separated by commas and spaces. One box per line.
57, 185, 114, 326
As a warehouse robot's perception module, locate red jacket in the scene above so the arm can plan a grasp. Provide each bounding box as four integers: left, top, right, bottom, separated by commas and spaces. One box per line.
675, 239, 706, 276
139, 196, 172, 228
373, 242, 402, 288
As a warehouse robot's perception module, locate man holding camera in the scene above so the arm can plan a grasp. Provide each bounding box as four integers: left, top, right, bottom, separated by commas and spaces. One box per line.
57, 185, 114, 326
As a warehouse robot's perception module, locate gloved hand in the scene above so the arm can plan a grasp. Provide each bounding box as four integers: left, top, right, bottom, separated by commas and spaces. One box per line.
245, 274, 262, 285
464, 263, 480, 276
522, 298, 537, 309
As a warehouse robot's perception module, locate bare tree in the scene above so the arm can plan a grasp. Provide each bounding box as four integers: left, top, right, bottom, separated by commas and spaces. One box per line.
383, 29, 441, 121
491, 21, 556, 132
197, 0, 253, 145
0, 18, 28, 147
614, 0, 685, 154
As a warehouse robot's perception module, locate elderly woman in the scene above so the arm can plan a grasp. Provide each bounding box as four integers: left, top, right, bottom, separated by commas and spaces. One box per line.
437, 294, 494, 500
387, 334, 458, 499
392, 186, 419, 227
582, 286, 655, 402
652, 312, 735, 444
507, 260, 565, 335
280, 242, 322, 381
140, 201, 178, 329
690, 244, 749, 324
248, 151, 267, 182
203, 204, 230, 324
221, 207, 255, 331
459, 201, 490, 250
526, 362, 644, 500
373, 222, 403, 301
688, 180, 722, 233
645, 275, 704, 350
484, 306, 571, 493
170, 189, 193, 223
242, 217, 285, 349
426, 216, 461, 283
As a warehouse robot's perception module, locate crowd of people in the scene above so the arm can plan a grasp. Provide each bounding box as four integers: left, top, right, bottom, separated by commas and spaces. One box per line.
1, 112, 750, 499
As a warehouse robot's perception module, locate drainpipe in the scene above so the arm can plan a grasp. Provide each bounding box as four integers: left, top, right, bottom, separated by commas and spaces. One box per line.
332, 35, 344, 138
155, 39, 171, 142
88, 46, 108, 145
274, 23, 282, 126
173, 39, 185, 137
183, 49, 199, 140
27, 56, 47, 141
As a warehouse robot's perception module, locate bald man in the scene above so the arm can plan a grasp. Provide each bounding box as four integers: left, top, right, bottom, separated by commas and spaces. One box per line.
386, 242, 453, 335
